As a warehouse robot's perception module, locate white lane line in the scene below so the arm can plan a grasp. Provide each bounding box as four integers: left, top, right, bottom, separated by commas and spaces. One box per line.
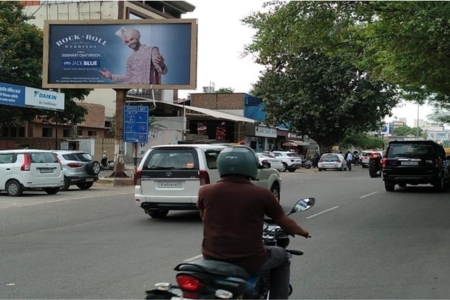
307, 206, 339, 219
184, 254, 203, 262
360, 191, 378, 199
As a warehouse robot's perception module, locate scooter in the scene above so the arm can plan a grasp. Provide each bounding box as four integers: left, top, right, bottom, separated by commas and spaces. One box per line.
100, 152, 114, 170
301, 159, 313, 169
144, 197, 315, 300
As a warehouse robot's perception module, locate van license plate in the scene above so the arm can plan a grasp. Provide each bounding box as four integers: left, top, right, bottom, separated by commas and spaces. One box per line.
85, 178, 94, 182
157, 181, 182, 188
40, 168, 53, 173
401, 161, 418, 165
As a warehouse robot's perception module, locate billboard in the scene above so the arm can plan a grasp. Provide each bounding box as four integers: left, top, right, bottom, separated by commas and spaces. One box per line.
0, 82, 65, 111
42, 19, 197, 90
427, 131, 449, 141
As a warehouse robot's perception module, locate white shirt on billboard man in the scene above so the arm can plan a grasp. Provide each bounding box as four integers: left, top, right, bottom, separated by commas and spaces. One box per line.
98, 27, 168, 85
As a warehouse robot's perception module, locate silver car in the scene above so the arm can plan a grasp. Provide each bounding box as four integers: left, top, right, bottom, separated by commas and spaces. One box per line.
53, 150, 101, 190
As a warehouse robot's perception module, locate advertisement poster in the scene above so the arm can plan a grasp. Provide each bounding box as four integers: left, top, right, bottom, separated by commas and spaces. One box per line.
43, 19, 197, 89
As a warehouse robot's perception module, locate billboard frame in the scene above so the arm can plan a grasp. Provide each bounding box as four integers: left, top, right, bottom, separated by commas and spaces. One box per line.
42, 19, 198, 90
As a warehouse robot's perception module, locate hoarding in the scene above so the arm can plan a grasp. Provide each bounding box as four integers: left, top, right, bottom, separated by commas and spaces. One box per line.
427, 131, 449, 141
0, 81, 65, 111
43, 19, 197, 90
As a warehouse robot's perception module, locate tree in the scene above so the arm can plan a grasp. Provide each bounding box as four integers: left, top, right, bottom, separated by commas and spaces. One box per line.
215, 87, 234, 93
392, 125, 425, 137
340, 133, 384, 150
0, 2, 91, 126
250, 47, 397, 151
242, 1, 450, 99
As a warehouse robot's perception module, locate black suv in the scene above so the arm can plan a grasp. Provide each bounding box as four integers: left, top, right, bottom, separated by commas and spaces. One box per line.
382, 140, 450, 192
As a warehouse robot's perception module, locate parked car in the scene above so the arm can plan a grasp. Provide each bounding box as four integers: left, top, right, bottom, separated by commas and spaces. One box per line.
53, 150, 101, 190
256, 153, 285, 172
382, 140, 450, 192
271, 151, 302, 172
0, 149, 63, 196
318, 153, 347, 171
134, 144, 282, 218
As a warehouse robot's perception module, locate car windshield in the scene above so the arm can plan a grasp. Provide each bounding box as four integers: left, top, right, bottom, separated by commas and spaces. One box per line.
63, 153, 92, 162
321, 155, 339, 162
30, 152, 57, 163
387, 144, 434, 159
143, 149, 199, 170
286, 153, 300, 157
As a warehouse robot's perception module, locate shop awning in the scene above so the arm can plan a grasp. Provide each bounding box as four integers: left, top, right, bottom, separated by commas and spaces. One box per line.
282, 140, 310, 147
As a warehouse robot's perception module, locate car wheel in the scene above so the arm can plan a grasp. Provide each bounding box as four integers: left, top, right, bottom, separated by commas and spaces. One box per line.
61, 177, 70, 191
318, 168, 323, 171
281, 163, 287, 172
148, 210, 169, 219
6, 180, 23, 197
288, 168, 296, 172
270, 183, 280, 202
76, 182, 94, 190
86, 161, 101, 175
433, 174, 445, 191
384, 181, 395, 192
44, 187, 60, 195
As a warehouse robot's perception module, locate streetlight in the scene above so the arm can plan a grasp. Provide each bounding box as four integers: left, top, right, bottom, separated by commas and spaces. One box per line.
416, 102, 420, 138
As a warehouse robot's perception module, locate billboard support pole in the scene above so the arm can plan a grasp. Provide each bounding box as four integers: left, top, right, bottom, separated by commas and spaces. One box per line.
108, 89, 130, 178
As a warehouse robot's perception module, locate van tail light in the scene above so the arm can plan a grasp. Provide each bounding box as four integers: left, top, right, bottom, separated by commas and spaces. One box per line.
176, 275, 204, 299
434, 159, 439, 168
54, 154, 63, 170
67, 163, 83, 168
382, 158, 387, 169
21, 154, 31, 171
134, 170, 142, 186
337, 159, 341, 163
199, 170, 210, 186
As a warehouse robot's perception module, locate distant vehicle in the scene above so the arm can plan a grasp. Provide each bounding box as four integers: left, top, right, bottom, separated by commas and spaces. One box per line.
0, 149, 63, 196
270, 151, 302, 172
256, 153, 284, 172
360, 150, 384, 168
53, 150, 101, 190
318, 153, 347, 171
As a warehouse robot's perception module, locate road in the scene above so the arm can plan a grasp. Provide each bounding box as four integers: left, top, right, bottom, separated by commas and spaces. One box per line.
1, 166, 450, 299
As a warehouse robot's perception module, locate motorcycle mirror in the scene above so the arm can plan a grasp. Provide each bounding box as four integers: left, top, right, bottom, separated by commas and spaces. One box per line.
288, 197, 315, 215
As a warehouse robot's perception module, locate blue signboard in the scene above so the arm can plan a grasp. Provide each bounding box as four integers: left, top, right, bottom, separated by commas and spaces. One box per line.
0, 82, 26, 107
123, 105, 149, 143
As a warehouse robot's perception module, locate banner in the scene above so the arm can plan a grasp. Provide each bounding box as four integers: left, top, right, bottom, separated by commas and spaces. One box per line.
427, 131, 449, 141
42, 19, 197, 90
0, 82, 64, 111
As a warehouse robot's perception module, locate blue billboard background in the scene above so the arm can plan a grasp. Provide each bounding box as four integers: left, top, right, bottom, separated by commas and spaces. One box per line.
0, 82, 25, 107
47, 23, 193, 87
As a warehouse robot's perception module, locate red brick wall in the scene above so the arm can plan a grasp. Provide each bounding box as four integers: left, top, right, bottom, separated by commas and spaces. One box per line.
191, 93, 245, 110
79, 103, 105, 128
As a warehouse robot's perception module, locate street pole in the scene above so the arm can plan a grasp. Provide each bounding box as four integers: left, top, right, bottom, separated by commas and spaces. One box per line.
416, 102, 420, 138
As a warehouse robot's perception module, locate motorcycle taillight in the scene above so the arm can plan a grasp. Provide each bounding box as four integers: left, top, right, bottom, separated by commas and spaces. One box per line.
176, 275, 204, 292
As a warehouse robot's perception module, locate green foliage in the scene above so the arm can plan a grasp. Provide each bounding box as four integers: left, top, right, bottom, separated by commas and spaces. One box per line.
215, 87, 234, 93
340, 133, 384, 150
250, 48, 397, 150
0, 1, 91, 126
392, 125, 424, 137
242, 1, 450, 99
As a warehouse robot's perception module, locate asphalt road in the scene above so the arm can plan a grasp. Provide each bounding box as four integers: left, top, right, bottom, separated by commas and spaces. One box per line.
1, 166, 450, 299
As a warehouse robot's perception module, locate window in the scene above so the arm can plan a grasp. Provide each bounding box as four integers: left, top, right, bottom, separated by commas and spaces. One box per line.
42, 128, 53, 137
143, 149, 199, 170
1, 127, 8, 137
205, 150, 221, 169
387, 144, 434, 159
63, 153, 93, 162
63, 129, 70, 137
30, 152, 57, 163
77, 129, 83, 136
9, 127, 17, 137
0, 153, 14, 164
18, 127, 25, 137
88, 131, 97, 136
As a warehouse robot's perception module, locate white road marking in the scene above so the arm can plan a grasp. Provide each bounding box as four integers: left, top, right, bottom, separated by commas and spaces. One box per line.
184, 254, 203, 262
0, 191, 132, 209
307, 206, 339, 219
359, 191, 378, 199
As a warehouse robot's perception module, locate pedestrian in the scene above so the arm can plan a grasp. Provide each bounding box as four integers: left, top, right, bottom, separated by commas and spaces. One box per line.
346, 151, 353, 171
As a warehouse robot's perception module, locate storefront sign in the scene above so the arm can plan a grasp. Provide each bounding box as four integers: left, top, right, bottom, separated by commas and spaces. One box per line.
255, 126, 277, 138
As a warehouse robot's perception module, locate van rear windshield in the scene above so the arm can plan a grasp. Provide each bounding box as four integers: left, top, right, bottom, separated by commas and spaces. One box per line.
143, 149, 199, 170
30, 152, 57, 163
387, 144, 434, 159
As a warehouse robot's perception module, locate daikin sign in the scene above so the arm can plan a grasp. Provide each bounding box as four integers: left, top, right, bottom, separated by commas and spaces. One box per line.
0, 82, 64, 111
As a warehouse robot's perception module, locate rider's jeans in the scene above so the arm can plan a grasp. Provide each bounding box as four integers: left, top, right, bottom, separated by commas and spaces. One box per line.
252, 246, 291, 299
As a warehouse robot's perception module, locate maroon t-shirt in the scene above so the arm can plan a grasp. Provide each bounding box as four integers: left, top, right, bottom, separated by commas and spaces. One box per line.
197, 176, 285, 272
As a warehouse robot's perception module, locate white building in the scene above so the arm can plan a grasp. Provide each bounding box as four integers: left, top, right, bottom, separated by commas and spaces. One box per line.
21, 0, 195, 117
413, 119, 444, 132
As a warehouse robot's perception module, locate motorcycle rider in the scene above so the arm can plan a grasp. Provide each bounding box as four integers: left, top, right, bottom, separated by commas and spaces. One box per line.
197, 146, 310, 299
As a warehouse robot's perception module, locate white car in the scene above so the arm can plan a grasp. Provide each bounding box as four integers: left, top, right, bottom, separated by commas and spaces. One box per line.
134, 144, 282, 218
318, 153, 347, 171
270, 151, 302, 172
256, 153, 285, 172
0, 149, 64, 196
360, 150, 384, 168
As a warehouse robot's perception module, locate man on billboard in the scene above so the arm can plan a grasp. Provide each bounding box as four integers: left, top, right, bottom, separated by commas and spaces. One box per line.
98, 27, 168, 84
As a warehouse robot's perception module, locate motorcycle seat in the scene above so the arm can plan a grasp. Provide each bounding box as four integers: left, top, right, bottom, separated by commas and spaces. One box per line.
174, 259, 251, 280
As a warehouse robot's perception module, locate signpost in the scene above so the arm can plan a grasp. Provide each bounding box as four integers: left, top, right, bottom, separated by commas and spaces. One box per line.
124, 105, 149, 173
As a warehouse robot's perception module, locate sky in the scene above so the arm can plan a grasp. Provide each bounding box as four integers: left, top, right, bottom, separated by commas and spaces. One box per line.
181, 0, 435, 127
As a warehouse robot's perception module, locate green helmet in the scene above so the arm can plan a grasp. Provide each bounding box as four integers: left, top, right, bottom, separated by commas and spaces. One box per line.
217, 146, 258, 179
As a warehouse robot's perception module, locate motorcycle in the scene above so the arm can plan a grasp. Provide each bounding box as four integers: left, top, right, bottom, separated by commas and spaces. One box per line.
145, 197, 315, 300
301, 159, 312, 169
